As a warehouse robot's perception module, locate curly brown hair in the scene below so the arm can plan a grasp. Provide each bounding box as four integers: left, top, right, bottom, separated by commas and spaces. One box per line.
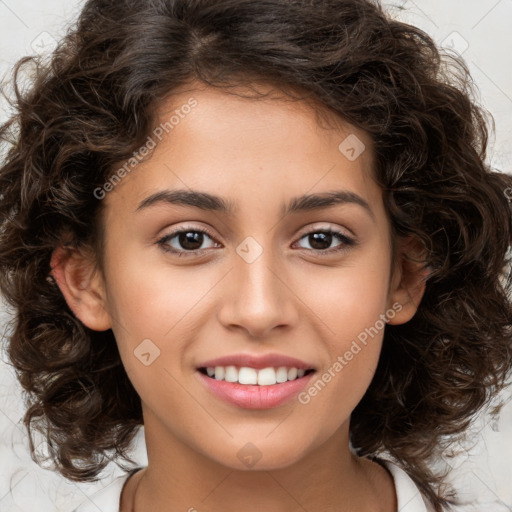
1, 0, 511, 510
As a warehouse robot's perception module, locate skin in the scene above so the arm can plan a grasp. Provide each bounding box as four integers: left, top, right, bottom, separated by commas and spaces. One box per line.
51, 80, 427, 511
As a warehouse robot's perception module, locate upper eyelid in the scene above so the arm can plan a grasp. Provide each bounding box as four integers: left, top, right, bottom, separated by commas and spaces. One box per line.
296, 223, 354, 239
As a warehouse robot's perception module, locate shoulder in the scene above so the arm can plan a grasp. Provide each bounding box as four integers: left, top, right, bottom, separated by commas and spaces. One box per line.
380, 459, 508, 512
71, 468, 143, 512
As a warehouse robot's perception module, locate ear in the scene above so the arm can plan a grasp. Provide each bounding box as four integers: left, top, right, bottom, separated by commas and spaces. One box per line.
386, 236, 431, 325
49, 245, 112, 331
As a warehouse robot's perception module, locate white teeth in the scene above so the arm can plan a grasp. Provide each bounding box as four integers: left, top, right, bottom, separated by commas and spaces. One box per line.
287, 367, 298, 380
224, 365, 238, 383
238, 367, 258, 384
276, 367, 288, 383
203, 365, 311, 385
258, 367, 277, 385
214, 366, 225, 380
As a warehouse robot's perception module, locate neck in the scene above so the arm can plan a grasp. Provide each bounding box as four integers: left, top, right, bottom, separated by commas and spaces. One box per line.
127, 407, 396, 512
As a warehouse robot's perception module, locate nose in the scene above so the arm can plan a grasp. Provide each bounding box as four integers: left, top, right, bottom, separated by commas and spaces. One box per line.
217, 242, 299, 339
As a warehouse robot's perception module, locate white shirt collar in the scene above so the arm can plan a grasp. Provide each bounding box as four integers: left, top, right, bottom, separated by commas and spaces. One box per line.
380, 459, 435, 512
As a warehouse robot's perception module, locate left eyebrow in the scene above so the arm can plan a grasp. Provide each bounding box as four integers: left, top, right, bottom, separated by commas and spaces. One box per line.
283, 190, 375, 222
135, 188, 375, 222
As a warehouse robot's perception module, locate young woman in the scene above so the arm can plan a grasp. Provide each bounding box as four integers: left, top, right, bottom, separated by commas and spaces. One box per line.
1, 0, 511, 511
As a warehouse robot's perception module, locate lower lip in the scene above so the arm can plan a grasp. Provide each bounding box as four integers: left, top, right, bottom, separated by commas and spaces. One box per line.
197, 371, 315, 409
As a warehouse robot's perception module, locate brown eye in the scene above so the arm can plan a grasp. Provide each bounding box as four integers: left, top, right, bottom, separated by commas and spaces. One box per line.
157, 227, 220, 256
294, 229, 356, 255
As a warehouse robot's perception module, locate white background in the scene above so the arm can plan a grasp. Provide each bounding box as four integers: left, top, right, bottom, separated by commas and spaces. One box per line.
1, 0, 511, 510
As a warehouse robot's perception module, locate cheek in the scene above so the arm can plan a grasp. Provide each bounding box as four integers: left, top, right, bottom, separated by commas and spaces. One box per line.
104, 250, 220, 385
296, 248, 391, 414
303, 249, 392, 343
298, 335, 383, 446
298, 269, 390, 432
105, 243, 205, 335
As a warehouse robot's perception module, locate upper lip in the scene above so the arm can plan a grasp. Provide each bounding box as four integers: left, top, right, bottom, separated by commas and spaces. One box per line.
197, 353, 316, 370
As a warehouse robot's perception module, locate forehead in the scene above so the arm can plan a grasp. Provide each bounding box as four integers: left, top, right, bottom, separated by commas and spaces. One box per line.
103, 81, 380, 220
155, 80, 372, 155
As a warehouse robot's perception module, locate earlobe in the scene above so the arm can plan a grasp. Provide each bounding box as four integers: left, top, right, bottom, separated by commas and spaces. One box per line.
49, 245, 112, 331
386, 237, 431, 325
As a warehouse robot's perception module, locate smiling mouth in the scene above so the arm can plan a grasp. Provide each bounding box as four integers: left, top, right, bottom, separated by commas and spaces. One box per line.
198, 366, 316, 386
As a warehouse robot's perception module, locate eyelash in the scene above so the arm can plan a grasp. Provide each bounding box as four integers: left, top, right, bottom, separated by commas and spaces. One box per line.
156, 225, 357, 258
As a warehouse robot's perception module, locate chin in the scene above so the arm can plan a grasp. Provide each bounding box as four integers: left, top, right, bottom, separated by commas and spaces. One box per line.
203, 438, 312, 472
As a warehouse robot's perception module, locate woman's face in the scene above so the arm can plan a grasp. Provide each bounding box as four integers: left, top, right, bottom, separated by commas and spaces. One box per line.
55, 81, 422, 470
